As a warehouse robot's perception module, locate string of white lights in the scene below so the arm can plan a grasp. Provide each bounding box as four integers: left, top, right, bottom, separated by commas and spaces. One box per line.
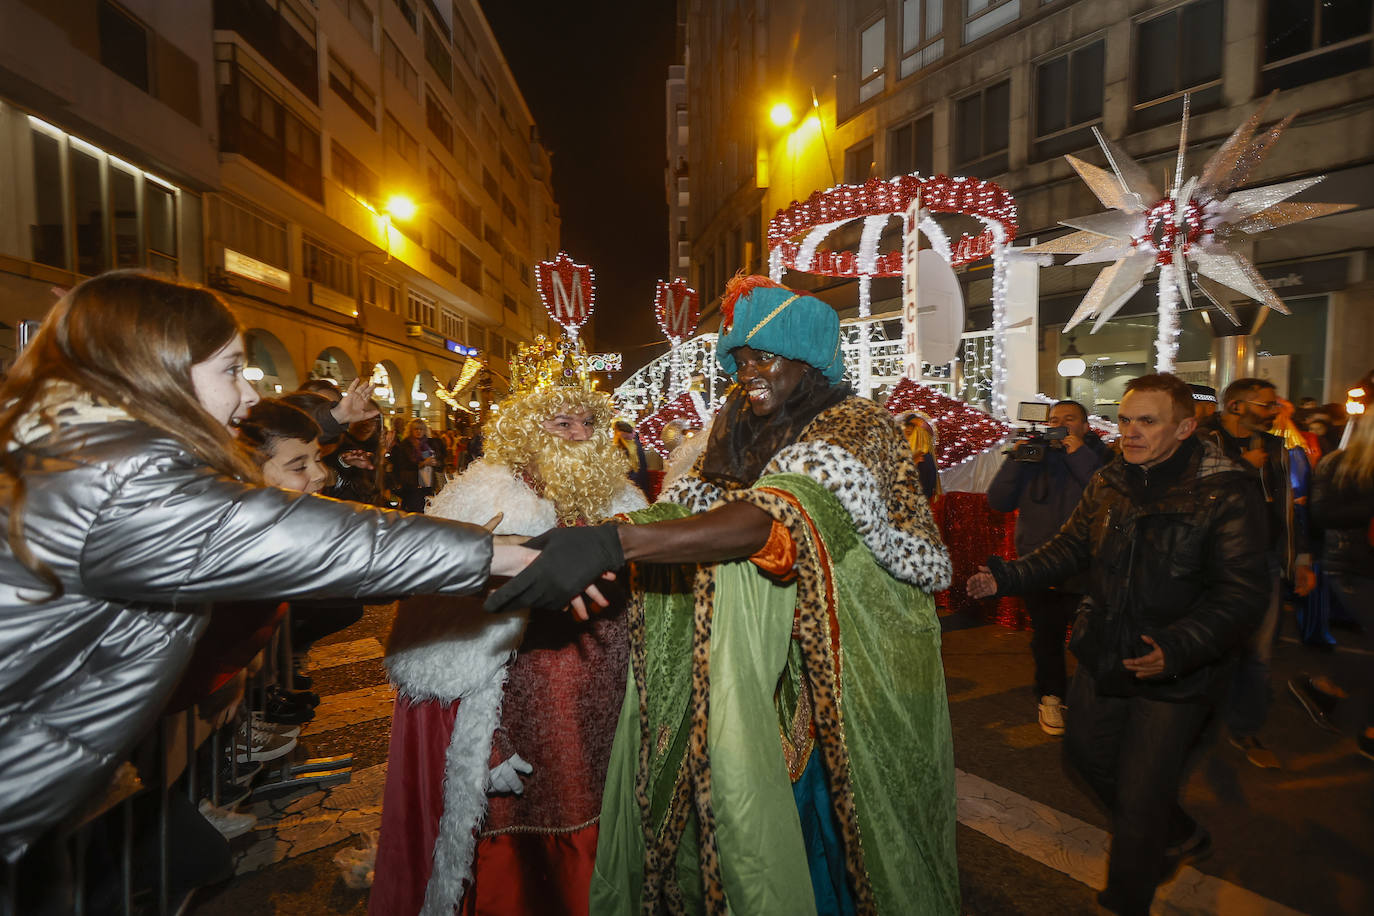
1155, 260, 1182, 372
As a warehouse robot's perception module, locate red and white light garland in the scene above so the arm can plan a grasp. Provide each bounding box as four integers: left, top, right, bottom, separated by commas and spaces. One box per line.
635, 390, 711, 460
884, 377, 1011, 469
535, 252, 596, 338
768, 174, 1018, 277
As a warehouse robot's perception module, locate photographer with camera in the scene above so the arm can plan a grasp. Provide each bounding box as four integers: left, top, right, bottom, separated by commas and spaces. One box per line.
987, 399, 1108, 735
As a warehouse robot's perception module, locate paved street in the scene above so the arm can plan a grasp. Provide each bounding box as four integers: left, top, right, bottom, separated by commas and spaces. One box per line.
190, 602, 1374, 915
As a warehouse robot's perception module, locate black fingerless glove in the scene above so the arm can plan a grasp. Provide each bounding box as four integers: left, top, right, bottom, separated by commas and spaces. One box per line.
483, 524, 625, 613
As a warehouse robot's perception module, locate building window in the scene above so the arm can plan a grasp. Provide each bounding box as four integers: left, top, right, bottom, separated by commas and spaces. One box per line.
145, 181, 178, 274
954, 79, 1010, 177
423, 16, 452, 89
889, 114, 934, 177
844, 139, 876, 184
482, 166, 499, 201
1033, 40, 1104, 161
391, 0, 417, 32
98, 1, 149, 91
332, 140, 380, 206
407, 288, 437, 327
858, 18, 886, 102
328, 52, 377, 127
71, 145, 106, 277
454, 72, 478, 122
384, 112, 419, 165
440, 308, 463, 341
210, 195, 288, 270
425, 90, 454, 152
1134, 0, 1223, 130
334, 0, 374, 42
901, 0, 944, 77
383, 32, 419, 99
460, 245, 482, 291
501, 193, 517, 225
457, 131, 477, 175
1262, 0, 1373, 91
459, 194, 481, 237
362, 271, 399, 313
29, 129, 67, 269
430, 221, 458, 275
303, 236, 353, 296
483, 223, 501, 250
964, 0, 1021, 45
427, 156, 458, 216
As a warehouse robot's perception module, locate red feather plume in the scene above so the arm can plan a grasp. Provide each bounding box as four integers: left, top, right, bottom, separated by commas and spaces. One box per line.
719, 274, 790, 330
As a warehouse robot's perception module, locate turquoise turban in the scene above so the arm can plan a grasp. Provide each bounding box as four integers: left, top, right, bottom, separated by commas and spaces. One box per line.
716, 284, 844, 385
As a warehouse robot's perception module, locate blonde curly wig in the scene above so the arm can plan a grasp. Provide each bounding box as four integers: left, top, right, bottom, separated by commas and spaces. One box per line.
482, 386, 629, 524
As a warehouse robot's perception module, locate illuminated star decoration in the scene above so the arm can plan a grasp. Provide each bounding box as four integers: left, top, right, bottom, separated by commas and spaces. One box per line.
1025, 93, 1354, 371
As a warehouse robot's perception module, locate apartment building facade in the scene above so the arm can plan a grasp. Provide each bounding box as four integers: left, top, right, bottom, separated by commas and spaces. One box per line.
0, 0, 562, 422
684, 0, 1374, 407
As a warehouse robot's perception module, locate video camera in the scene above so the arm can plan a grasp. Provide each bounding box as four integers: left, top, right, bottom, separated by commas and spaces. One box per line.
1006, 401, 1069, 463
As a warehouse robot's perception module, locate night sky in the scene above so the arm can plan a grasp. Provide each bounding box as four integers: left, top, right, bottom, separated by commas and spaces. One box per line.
479, 0, 677, 376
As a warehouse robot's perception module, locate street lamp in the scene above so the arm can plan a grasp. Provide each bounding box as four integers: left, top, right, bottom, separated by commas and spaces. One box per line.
379, 195, 418, 263
769, 102, 794, 127
1057, 338, 1086, 379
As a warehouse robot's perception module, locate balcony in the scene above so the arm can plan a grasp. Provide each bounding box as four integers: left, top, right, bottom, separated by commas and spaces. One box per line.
214, 0, 319, 104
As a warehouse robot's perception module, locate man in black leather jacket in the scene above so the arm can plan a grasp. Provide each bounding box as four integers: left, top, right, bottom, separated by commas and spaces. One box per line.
969, 373, 1267, 916
987, 400, 1108, 735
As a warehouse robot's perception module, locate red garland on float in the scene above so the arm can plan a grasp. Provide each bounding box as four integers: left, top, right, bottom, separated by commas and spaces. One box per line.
635, 392, 707, 460
768, 174, 1018, 276
884, 377, 1012, 469
535, 252, 596, 334
653, 278, 700, 344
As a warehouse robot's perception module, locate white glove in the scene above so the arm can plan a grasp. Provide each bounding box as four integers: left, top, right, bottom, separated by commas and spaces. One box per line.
487, 754, 533, 795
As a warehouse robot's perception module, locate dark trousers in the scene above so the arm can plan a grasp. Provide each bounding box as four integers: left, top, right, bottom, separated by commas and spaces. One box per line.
1025, 589, 1078, 699
1065, 667, 1213, 916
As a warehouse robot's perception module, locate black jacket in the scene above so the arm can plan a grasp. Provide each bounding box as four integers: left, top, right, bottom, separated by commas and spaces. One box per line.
989, 438, 1268, 700
1310, 450, 1374, 577
987, 432, 1108, 557
1195, 414, 1304, 576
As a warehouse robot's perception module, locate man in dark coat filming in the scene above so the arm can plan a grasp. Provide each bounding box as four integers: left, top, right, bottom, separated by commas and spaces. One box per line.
968, 373, 1267, 916
987, 399, 1108, 735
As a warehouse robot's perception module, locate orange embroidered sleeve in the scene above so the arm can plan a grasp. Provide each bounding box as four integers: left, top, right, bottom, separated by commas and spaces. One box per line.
749, 519, 797, 579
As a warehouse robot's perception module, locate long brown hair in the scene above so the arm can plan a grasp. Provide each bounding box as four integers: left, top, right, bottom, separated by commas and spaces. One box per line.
1332, 414, 1374, 490
0, 271, 261, 591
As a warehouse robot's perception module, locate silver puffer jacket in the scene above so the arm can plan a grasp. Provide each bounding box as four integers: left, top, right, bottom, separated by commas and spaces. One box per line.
0, 390, 492, 862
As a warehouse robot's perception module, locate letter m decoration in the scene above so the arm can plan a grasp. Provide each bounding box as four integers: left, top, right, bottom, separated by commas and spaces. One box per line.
536, 252, 596, 336
654, 278, 700, 345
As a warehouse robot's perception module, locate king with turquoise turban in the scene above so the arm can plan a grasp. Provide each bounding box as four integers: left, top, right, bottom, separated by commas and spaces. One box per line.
585, 275, 960, 915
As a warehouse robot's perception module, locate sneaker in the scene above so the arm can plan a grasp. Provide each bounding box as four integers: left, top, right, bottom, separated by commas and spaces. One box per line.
1038, 696, 1066, 736
251, 712, 301, 740
197, 798, 257, 840
234, 723, 298, 764
1228, 734, 1280, 769
1288, 675, 1342, 734
219, 757, 263, 788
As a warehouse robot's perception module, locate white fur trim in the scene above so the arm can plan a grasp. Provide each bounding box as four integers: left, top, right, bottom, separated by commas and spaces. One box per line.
764, 440, 952, 591
609, 483, 650, 516
429, 460, 557, 536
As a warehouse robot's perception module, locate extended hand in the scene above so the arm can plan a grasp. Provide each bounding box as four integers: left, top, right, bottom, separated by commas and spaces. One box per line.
490, 543, 538, 578
484, 525, 624, 616
967, 565, 998, 599
1122, 634, 1167, 679
332, 378, 381, 425
339, 449, 374, 470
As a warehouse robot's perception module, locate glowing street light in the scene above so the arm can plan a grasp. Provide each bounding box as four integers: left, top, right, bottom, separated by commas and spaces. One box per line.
243, 366, 265, 382
385, 194, 417, 221
769, 102, 794, 127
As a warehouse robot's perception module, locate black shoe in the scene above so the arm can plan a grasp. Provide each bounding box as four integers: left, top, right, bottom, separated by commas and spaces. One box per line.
217, 757, 263, 788
290, 689, 320, 709
261, 690, 315, 725
290, 670, 313, 690
1161, 827, 1212, 882
1288, 675, 1341, 734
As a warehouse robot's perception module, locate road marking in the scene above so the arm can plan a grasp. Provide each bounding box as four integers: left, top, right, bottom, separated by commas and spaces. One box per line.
956, 769, 1305, 915
305, 637, 386, 671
